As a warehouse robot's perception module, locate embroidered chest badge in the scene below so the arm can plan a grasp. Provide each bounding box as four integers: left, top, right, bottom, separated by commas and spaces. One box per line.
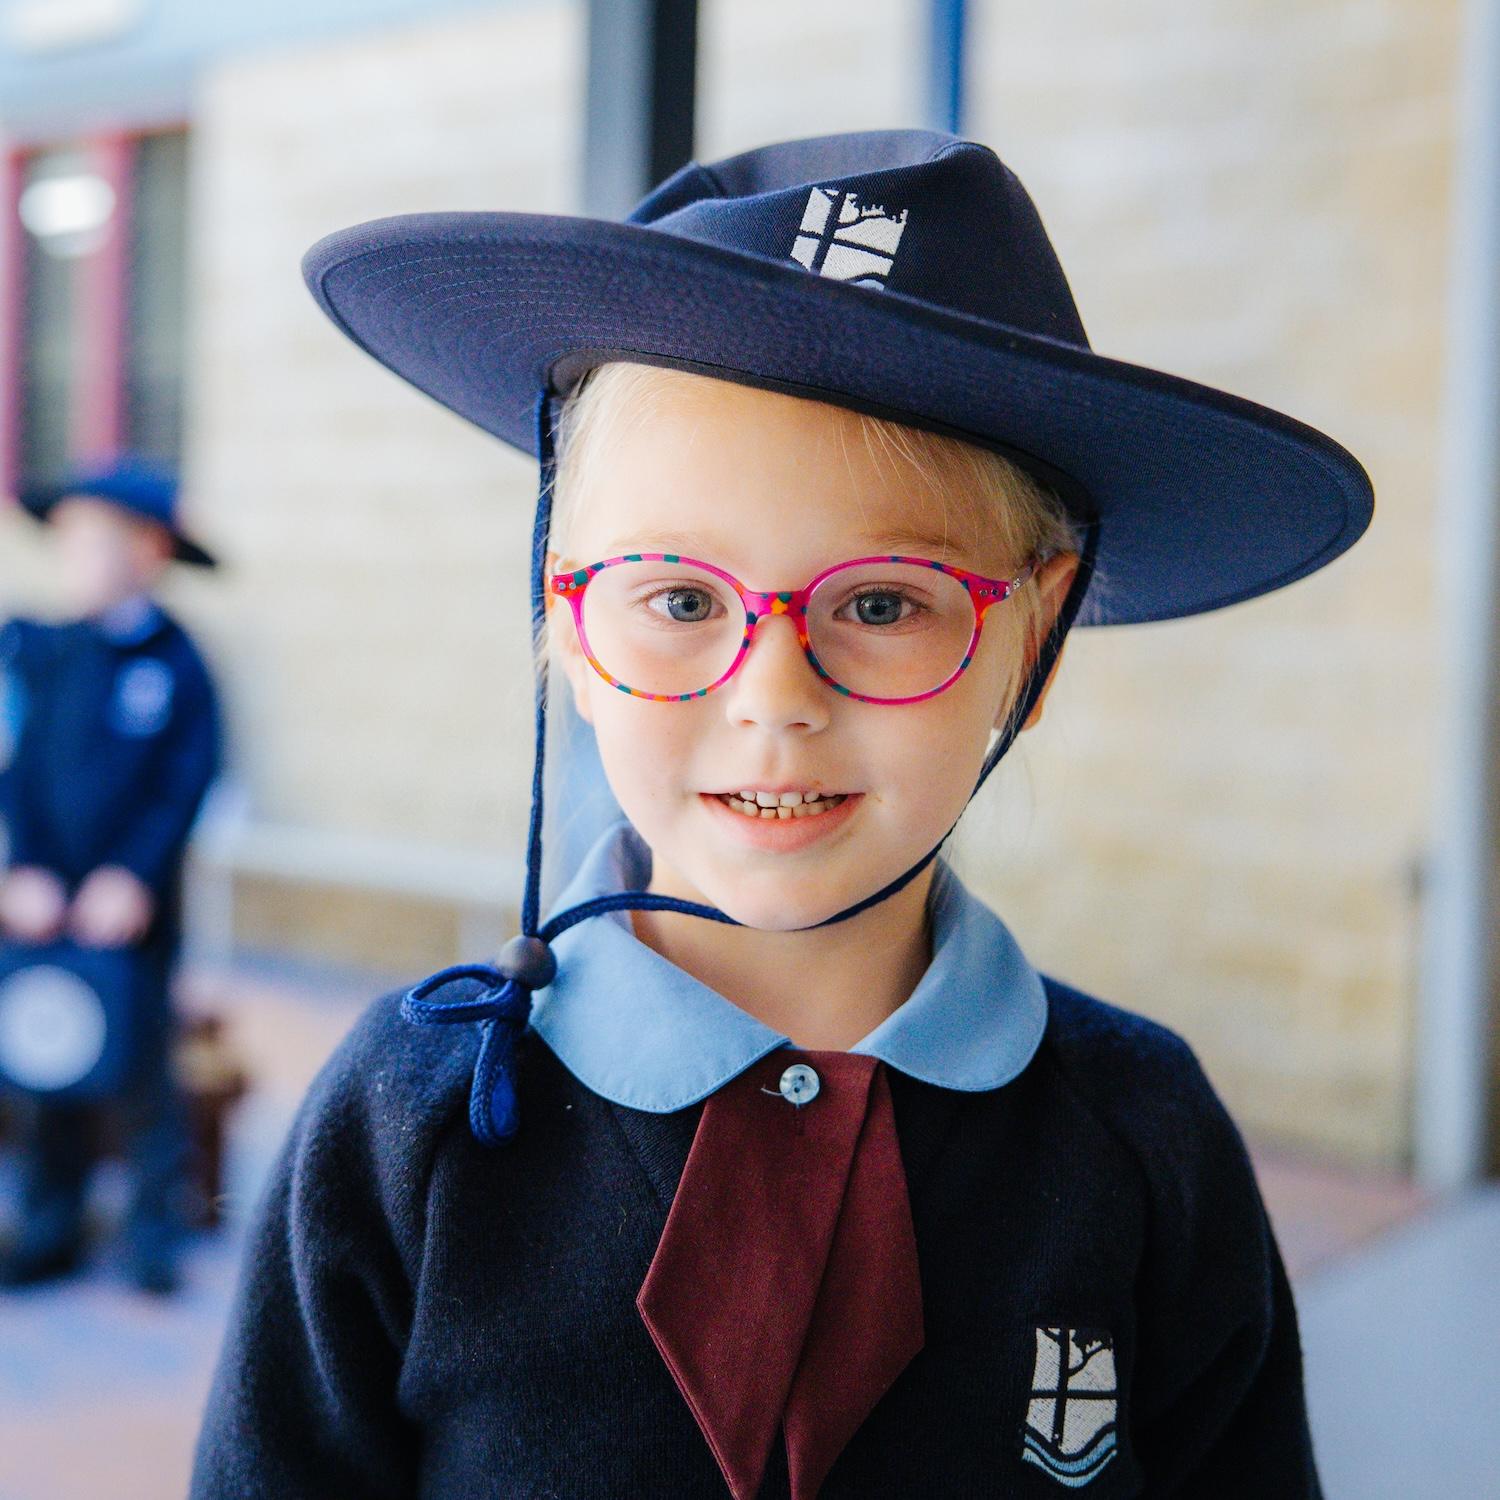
789, 186, 909, 289
1022, 1326, 1120, 1487
110, 659, 174, 737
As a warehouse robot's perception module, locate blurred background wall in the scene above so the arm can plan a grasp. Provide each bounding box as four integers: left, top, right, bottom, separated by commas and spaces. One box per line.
0, 0, 1482, 1175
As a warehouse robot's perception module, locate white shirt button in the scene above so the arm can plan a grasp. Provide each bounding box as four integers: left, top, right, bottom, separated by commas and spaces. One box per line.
779, 1063, 820, 1106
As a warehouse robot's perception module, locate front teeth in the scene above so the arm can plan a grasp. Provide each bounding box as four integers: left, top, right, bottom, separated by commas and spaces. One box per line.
719, 791, 849, 820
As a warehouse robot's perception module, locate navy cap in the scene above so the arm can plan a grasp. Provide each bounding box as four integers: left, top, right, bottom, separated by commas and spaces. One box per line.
303, 127, 1373, 627
17, 454, 216, 569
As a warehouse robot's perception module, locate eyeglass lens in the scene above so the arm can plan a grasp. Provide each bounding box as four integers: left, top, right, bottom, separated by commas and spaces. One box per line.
579, 559, 980, 699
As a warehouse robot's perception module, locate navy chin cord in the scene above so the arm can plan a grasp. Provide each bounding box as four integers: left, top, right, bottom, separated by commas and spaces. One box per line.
403, 389, 1102, 1145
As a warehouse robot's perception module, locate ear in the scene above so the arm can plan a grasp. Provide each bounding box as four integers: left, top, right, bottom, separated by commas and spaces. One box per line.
1017, 639, 1069, 732
544, 547, 595, 725
996, 550, 1081, 735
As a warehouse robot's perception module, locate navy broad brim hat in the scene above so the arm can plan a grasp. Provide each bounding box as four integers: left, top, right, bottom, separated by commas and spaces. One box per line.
17, 455, 216, 569
303, 127, 1373, 627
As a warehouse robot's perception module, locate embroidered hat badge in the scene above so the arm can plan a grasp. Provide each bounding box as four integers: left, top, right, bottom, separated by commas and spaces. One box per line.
789, 186, 909, 288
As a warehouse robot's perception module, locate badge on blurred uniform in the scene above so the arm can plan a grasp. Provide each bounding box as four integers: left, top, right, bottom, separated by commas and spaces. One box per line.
1022, 1326, 1120, 1487
110, 658, 174, 737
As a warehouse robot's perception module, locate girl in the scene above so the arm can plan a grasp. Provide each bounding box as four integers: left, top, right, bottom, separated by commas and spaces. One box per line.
191, 130, 1371, 1498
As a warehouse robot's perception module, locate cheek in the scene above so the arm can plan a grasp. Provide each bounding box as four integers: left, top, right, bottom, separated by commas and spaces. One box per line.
877, 711, 987, 800
973, 610, 1030, 706
588, 693, 700, 796
867, 683, 998, 805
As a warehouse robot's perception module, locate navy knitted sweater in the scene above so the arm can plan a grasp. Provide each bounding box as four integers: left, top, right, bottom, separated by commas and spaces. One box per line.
189, 975, 1321, 1498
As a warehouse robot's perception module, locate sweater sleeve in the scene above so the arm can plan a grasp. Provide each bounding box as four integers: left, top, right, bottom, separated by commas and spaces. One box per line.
1149, 1199, 1320, 1496
1045, 984, 1322, 1497
190, 990, 469, 1500
1127, 1047, 1321, 1495
0, 618, 49, 872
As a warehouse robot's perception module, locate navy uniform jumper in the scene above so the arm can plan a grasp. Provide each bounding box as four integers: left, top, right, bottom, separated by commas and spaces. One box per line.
0, 596, 222, 1261
191, 820, 1320, 1498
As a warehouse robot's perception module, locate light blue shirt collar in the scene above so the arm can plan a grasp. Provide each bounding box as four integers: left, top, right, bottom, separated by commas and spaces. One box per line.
529, 818, 1048, 1113
93, 594, 163, 645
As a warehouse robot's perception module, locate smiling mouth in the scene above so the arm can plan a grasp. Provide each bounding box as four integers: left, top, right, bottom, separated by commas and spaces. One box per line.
712, 792, 852, 820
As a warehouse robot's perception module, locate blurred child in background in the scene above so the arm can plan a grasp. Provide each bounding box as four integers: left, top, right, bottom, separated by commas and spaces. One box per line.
0, 456, 220, 1295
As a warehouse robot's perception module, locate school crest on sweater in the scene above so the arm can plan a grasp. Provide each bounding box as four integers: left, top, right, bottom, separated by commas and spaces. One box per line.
1022, 1326, 1120, 1487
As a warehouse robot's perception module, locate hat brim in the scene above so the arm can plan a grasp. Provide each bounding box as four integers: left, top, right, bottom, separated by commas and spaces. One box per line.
303, 212, 1373, 627
16, 482, 217, 569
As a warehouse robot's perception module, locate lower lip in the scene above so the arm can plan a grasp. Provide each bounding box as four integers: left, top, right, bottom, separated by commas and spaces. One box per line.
700, 792, 863, 852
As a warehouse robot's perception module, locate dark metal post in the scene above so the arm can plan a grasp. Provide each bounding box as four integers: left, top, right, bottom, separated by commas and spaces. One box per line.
583, 0, 698, 218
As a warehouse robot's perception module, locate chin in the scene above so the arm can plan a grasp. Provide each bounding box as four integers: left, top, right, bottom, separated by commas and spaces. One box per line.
725, 905, 824, 933
691, 873, 853, 933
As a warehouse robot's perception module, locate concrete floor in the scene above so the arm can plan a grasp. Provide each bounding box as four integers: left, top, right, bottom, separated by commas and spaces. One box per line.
1298, 1185, 1500, 1499
0, 960, 1492, 1500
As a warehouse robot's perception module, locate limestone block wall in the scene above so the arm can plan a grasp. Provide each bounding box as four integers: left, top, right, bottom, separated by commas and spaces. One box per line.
185, 3, 581, 849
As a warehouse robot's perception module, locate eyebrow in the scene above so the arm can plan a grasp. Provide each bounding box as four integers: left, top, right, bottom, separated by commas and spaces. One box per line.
590, 527, 974, 564
864, 528, 973, 562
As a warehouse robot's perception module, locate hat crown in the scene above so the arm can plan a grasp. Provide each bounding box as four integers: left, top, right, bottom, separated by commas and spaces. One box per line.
628, 130, 1089, 349
71, 456, 178, 525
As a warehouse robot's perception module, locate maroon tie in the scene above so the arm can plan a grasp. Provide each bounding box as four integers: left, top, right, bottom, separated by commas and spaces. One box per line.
637, 1050, 924, 1499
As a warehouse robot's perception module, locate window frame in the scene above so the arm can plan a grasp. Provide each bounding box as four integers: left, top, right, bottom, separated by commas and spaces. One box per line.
0, 122, 188, 498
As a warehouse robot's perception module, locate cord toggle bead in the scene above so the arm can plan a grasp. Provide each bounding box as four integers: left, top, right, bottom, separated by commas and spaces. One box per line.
496, 934, 557, 991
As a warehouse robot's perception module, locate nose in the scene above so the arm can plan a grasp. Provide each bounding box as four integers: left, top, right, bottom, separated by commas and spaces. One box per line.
721, 612, 831, 730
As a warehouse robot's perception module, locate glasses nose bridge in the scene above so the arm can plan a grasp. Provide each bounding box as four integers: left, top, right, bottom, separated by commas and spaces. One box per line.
734, 579, 820, 683
739, 581, 812, 645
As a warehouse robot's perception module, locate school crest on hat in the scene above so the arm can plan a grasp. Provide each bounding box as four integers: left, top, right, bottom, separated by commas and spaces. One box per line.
1022, 1325, 1120, 1488
790, 185, 910, 287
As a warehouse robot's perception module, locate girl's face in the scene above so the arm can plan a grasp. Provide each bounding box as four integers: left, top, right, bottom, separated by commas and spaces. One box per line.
547, 371, 1078, 933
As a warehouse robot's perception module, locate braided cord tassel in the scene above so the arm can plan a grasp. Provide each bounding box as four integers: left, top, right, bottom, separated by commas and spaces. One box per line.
399, 965, 524, 1146
398, 389, 567, 1147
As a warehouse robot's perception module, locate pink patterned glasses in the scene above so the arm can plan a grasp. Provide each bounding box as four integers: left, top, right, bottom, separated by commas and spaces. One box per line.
549, 549, 1042, 706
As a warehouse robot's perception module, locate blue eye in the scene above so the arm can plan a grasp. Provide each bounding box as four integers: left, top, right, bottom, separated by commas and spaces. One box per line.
644, 586, 718, 624
836, 589, 926, 628
855, 591, 902, 626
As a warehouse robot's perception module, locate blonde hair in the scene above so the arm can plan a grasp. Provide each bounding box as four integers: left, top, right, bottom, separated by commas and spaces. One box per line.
535, 361, 1082, 752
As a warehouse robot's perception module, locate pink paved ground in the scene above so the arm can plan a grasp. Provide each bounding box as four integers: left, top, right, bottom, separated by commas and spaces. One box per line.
0, 961, 1433, 1500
